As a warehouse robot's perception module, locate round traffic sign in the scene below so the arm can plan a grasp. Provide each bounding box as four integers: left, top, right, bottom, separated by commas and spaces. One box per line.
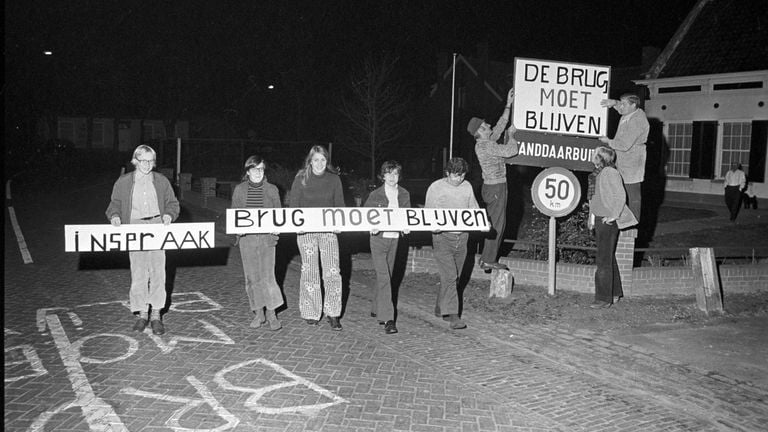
531, 167, 581, 217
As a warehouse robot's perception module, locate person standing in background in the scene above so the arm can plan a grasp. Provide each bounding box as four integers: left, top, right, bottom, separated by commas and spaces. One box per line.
290, 145, 346, 331
231, 155, 284, 331
106, 145, 179, 335
724, 162, 747, 221
743, 181, 758, 210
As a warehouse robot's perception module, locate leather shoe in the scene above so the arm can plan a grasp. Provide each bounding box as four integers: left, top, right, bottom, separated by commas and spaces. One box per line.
479, 260, 509, 271
384, 320, 398, 334
327, 316, 342, 331
448, 315, 467, 330
132, 318, 148, 332
305, 319, 319, 326
589, 301, 612, 309
150, 319, 165, 335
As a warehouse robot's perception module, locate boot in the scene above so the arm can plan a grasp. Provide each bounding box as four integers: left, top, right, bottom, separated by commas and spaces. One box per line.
265, 309, 281, 331
250, 308, 266, 328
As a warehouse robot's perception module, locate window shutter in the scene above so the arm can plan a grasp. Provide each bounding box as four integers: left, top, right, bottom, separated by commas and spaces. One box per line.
747, 120, 767, 182
689, 121, 717, 179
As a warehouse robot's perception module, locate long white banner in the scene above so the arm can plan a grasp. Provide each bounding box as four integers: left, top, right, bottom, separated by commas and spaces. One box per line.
226, 208, 489, 234
64, 223, 215, 252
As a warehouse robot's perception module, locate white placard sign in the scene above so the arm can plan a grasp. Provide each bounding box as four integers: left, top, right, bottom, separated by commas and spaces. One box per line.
65, 223, 216, 252
513, 58, 610, 137
226, 208, 490, 234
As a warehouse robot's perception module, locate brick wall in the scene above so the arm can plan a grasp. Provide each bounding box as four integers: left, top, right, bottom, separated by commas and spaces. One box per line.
406, 245, 768, 296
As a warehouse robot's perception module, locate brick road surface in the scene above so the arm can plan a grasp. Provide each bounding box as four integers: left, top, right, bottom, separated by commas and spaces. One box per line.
4, 179, 767, 431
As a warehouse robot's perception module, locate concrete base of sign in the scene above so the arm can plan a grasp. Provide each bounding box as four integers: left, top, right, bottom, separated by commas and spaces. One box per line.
489, 269, 514, 299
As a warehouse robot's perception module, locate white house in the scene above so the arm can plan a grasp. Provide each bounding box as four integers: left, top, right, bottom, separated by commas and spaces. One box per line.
635, 0, 768, 203
37, 117, 190, 152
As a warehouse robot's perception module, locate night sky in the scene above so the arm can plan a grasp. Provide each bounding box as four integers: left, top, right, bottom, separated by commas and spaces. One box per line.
6, 0, 698, 143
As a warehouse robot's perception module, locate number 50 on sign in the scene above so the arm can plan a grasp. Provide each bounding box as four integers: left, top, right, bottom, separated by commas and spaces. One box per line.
531, 167, 581, 218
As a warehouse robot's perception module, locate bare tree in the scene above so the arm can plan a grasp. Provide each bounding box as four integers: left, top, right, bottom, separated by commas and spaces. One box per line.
338, 54, 411, 181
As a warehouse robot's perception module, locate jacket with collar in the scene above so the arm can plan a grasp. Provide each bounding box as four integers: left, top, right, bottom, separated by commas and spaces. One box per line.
105, 171, 180, 223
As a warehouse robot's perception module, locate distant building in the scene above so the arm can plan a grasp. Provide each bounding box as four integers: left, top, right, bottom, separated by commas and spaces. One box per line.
635, 0, 768, 203
36, 116, 189, 152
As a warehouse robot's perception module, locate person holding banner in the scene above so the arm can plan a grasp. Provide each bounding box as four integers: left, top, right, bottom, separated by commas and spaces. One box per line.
425, 157, 480, 330
106, 144, 179, 335
468, 88, 518, 272
598, 93, 649, 224
289, 145, 346, 331
588, 146, 637, 309
231, 155, 284, 331
364, 160, 411, 335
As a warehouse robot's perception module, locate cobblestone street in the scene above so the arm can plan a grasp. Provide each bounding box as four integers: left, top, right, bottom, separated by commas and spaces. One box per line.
4, 179, 767, 431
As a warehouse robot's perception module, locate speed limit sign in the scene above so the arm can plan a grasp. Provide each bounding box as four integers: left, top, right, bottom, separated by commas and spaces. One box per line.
531, 167, 581, 217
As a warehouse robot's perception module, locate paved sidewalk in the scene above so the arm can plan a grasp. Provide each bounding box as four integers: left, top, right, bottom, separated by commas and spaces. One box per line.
4, 182, 767, 431
179, 189, 768, 430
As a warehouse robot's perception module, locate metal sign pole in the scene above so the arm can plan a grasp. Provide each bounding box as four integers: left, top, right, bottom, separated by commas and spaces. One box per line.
548, 216, 556, 295
449, 53, 457, 159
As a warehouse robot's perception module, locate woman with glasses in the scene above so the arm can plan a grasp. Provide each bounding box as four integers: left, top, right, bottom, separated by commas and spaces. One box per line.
230, 155, 284, 330
106, 144, 179, 335
289, 145, 345, 331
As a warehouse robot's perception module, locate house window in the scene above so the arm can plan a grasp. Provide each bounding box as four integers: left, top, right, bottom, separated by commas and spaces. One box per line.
92, 120, 105, 148
666, 122, 692, 177
142, 123, 156, 141
720, 122, 751, 177
58, 120, 75, 142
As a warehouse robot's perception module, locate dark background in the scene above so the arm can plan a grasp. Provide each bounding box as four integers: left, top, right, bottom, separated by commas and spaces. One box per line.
5, 0, 698, 173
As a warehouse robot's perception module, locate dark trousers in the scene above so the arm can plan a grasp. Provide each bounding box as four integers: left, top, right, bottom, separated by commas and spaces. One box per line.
725, 186, 742, 221
480, 182, 507, 263
369, 235, 399, 322
432, 232, 468, 316
625, 182, 642, 223
594, 220, 622, 303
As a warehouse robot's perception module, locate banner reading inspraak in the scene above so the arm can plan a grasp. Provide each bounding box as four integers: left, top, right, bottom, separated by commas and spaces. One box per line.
64, 223, 215, 252
510, 58, 610, 172
226, 208, 489, 234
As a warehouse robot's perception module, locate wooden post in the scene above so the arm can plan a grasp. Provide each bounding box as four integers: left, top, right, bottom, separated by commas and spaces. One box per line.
488, 269, 514, 299
689, 247, 724, 314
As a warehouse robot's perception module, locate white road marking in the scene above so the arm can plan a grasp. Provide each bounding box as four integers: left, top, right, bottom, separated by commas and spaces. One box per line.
70, 333, 138, 364
122, 376, 239, 432
4, 344, 48, 382
36, 313, 128, 431
215, 359, 348, 414
67, 311, 83, 327
7, 206, 33, 264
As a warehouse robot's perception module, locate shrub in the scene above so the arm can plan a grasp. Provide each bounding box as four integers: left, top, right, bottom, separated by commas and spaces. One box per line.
515, 202, 596, 264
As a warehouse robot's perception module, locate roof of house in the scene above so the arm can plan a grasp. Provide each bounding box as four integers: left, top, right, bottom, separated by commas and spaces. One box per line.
648, 0, 768, 79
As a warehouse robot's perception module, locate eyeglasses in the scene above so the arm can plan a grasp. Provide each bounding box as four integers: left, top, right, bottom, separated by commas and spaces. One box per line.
137, 159, 155, 165
248, 166, 265, 172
